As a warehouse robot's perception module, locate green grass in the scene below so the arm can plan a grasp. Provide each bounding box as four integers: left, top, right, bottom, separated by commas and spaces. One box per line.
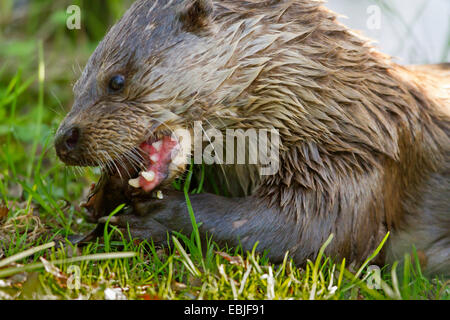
0, 0, 449, 300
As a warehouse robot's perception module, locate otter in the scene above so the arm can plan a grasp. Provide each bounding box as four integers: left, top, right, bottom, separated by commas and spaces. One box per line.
55, 0, 450, 276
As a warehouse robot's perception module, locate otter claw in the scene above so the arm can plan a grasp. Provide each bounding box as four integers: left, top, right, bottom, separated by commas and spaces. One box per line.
98, 216, 120, 224
66, 224, 104, 245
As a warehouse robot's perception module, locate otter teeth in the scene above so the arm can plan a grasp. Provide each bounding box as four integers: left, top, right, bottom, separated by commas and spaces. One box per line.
128, 177, 140, 188
155, 190, 163, 199
141, 170, 155, 182
152, 140, 162, 151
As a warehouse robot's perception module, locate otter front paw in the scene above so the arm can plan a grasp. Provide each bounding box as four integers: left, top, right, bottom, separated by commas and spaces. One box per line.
98, 214, 172, 245
101, 190, 193, 243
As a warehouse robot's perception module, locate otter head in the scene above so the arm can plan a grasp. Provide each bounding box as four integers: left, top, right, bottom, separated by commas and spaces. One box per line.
55, 0, 221, 192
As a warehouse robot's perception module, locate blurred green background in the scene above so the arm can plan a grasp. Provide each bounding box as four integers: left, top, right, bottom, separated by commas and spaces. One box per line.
0, 0, 134, 131
0, 1, 134, 202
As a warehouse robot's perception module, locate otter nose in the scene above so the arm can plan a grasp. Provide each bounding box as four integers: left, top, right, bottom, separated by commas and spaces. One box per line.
55, 127, 80, 162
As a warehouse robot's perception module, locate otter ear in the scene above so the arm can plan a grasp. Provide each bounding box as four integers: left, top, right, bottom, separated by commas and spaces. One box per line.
178, 0, 214, 31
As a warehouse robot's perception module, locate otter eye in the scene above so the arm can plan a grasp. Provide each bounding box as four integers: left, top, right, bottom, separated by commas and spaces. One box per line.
108, 75, 125, 92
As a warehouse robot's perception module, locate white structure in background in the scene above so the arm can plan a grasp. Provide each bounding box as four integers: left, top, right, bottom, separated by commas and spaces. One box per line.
327, 0, 450, 65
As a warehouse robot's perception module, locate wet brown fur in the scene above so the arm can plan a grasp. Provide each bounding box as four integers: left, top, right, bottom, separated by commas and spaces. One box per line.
56, 0, 450, 275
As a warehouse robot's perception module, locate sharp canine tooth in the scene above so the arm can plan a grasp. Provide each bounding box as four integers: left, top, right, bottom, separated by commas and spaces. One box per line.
141, 170, 155, 182
152, 141, 162, 151
156, 190, 164, 199
128, 178, 140, 188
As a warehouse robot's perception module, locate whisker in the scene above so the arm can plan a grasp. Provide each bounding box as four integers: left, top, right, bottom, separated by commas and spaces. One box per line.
50, 90, 66, 115
201, 121, 230, 191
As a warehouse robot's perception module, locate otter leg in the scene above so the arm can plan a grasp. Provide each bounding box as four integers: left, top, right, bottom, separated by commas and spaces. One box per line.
107, 191, 299, 263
